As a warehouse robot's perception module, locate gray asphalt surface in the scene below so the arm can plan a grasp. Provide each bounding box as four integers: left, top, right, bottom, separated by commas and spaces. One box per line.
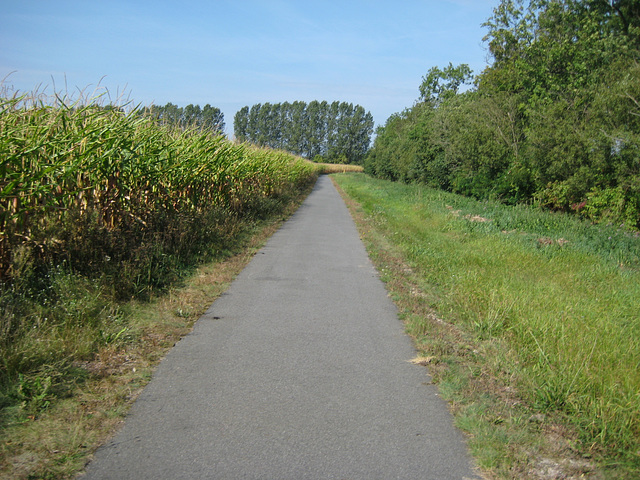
81, 175, 482, 480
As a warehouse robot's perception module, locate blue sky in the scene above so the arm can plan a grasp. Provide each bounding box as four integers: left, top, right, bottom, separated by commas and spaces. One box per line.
1, 0, 498, 136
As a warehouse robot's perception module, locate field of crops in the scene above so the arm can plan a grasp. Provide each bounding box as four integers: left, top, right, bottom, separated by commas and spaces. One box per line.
1, 94, 316, 280
0, 92, 318, 427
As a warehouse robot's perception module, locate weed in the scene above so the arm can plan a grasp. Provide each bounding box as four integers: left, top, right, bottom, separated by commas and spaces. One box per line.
16, 374, 52, 417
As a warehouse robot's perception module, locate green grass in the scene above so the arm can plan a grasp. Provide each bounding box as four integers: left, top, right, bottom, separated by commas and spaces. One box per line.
333, 173, 640, 479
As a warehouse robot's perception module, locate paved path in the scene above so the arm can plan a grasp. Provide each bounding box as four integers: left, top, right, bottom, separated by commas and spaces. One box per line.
82, 175, 481, 480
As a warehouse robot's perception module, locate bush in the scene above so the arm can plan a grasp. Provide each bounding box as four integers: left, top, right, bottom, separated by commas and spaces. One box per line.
583, 185, 640, 229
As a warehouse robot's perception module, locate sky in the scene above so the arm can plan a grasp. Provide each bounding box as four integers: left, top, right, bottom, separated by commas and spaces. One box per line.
1, 0, 498, 136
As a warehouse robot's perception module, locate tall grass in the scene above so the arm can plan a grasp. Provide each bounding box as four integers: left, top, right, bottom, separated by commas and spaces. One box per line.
333, 173, 640, 474
0, 88, 317, 422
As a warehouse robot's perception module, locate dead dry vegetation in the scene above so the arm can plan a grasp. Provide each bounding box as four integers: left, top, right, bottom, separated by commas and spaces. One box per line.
313, 162, 364, 174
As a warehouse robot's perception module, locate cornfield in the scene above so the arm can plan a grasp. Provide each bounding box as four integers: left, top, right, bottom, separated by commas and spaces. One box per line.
0, 92, 317, 290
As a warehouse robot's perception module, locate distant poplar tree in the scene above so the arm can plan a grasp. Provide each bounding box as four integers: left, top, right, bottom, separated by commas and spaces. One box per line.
233, 101, 374, 164
145, 102, 225, 135
234, 106, 249, 141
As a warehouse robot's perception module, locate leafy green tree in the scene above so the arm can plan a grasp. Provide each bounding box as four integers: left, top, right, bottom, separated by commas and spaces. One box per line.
583, 0, 640, 40
248, 104, 261, 144
306, 100, 325, 158
419, 63, 474, 104
148, 102, 181, 125
288, 101, 308, 156
234, 106, 249, 141
342, 104, 374, 164
145, 102, 225, 135
201, 104, 225, 134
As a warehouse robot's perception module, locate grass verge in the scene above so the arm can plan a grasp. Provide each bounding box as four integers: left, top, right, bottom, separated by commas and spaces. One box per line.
0, 182, 314, 480
332, 173, 640, 480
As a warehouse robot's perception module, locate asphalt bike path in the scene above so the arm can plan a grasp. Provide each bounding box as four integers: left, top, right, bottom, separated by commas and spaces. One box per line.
82, 175, 481, 480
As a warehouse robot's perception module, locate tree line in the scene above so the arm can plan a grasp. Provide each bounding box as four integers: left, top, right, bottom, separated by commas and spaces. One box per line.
365, 0, 640, 228
143, 102, 225, 134
234, 101, 374, 164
